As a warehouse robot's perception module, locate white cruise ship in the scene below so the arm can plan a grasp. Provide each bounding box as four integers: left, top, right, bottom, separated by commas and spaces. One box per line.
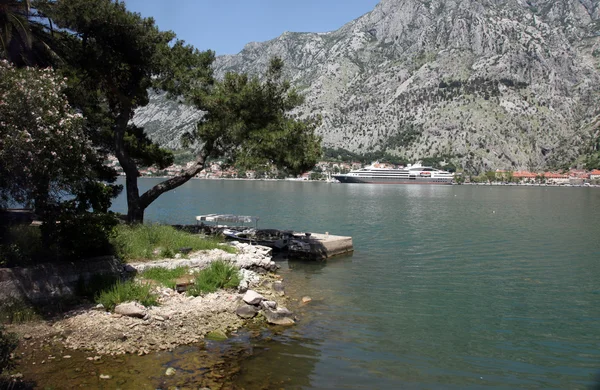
333, 162, 454, 184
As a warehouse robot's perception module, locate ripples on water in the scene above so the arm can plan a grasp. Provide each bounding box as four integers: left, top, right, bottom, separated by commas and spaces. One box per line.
112, 180, 600, 389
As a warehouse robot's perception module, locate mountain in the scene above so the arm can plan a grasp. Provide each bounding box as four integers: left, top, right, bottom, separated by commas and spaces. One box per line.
134, 0, 600, 172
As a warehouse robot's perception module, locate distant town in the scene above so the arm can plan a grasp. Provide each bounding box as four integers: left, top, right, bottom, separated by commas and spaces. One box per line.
105, 156, 600, 186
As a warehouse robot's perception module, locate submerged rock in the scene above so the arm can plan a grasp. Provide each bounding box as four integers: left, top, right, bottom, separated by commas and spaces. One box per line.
263, 307, 295, 326
272, 281, 285, 296
235, 304, 258, 319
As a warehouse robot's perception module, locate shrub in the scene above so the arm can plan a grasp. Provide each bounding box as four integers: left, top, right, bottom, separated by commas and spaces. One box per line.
0, 325, 18, 375
140, 267, 189, 289
187, 260, 241, 296
0, 225, 43, 267
95, 280, 158, 311
0, 298, 40, 324
111, 224, 234, 261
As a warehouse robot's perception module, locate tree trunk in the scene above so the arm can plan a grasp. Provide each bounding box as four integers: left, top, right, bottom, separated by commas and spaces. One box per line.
138, 149, 209, 211
113, 105, 144, 224
113, 102, 211, 224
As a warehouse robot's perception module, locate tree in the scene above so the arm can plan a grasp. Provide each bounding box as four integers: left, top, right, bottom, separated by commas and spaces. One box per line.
40, 0, 320, 223
485, 171, 497, 183
0, 61, 111, 212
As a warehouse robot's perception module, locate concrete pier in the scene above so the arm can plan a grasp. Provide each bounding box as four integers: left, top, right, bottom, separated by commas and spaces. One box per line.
290, 232, 354, 259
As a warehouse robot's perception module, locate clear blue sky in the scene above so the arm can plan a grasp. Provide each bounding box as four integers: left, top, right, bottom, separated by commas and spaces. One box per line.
123, 0, 380, 55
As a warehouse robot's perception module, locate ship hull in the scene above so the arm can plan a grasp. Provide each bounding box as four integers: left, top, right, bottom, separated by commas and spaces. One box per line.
333, 175, 452, 184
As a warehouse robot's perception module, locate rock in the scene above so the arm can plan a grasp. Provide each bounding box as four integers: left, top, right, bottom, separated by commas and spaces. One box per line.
205, 330, 228, 341
63, 355, 72, 359
301, 296, 312, 303
99, 374, 111, 380
23, 334, 32, 340
235, 304, 258, 319
114, 302, 147, 318
93, 304, 105, 311
272, 281, 285, 295
165, 367, 176, 376
263, 307, 295, 326
260, 300, 277, 310
242, 290, 264, 305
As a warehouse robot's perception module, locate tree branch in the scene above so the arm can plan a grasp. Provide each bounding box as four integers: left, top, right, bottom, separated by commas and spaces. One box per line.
139, 147, 210, 209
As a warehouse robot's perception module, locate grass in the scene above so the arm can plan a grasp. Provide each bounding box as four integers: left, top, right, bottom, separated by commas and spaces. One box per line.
95, 280, 158, 311
0, 298, 41, 324
111, 224, 236, 261
140, 266, 189, 289
187, 260, 241, 297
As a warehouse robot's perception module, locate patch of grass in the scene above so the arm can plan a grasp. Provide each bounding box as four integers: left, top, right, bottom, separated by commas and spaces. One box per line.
187, 260, 241, 297
111, 224, 235, 261
0, 298, 41, 324
140, 266, 189, 289
95, 280, 158, 311
0, 325, 18, 375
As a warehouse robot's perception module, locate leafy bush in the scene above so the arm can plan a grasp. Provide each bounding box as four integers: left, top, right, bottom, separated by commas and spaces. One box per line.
95, 280, 158, 311
111, 224, 234, 261
75, 273, 120, 299
0, 326, 18, 375
140, 267, 189, 289
0, 298, 40, 324
49, 211, 119, 261
0, 225, 43, 267
187, 261, 241, 296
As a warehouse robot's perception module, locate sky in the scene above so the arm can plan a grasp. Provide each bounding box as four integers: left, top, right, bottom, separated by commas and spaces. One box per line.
123, 0, 381, 55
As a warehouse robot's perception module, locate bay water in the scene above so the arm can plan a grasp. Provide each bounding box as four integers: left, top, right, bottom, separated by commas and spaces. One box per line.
111, 179, 600, 389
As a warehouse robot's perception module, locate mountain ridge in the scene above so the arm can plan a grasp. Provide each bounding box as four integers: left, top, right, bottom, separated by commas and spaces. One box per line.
134, 0, 600, 172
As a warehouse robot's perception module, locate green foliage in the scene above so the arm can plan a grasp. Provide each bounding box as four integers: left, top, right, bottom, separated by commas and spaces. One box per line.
322, 147, 409, 165
75, 273, 119, 299
386, 124, 422, 149
44, 211, 119, 261
95, 280, 158, 311
187, 261, 241, 296
0, 225, 42, 267
140, 266, 189, 289
485, 171, 497, 183
185, 57, 322, 176
0, 61, 111, 211
111, 224, 234, 261
0, 298, 40, 324
0, 325, 18, 375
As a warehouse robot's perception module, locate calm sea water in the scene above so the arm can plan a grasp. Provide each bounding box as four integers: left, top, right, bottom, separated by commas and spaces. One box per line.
112, 179, 600, 389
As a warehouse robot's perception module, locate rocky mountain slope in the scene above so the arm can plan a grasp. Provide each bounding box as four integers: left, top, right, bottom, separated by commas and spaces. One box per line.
134, 0, 600, 172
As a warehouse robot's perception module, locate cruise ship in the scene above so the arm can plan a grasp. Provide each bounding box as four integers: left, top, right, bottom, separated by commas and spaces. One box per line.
333, 162, 454, 184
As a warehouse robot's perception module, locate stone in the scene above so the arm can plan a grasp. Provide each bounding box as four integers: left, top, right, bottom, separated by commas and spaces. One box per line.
93, 304, 105, 311
235, 304, 258, 319
114, 302, 147, 318
99, 374, 111, 380
205, 330, 228, 341
23, 334, 32, 340
272, 281, 285, 295
263, 307, 295, 326
242, 290, 264, 305
260, 300, 277, 310
301, 296, 312, 303
165, 367, 176, 376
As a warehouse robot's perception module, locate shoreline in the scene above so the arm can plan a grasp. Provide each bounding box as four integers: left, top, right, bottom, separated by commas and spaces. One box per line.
3, 242, 300, 387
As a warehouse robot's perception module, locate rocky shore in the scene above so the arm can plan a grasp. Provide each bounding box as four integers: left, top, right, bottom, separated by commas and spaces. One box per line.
7, 242, 296, 357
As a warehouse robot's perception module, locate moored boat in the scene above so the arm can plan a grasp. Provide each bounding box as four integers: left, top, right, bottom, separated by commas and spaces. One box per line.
333, 162, 454, 184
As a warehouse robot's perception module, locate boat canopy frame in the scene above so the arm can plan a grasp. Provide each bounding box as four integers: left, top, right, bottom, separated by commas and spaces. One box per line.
195, 214, 259, 229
